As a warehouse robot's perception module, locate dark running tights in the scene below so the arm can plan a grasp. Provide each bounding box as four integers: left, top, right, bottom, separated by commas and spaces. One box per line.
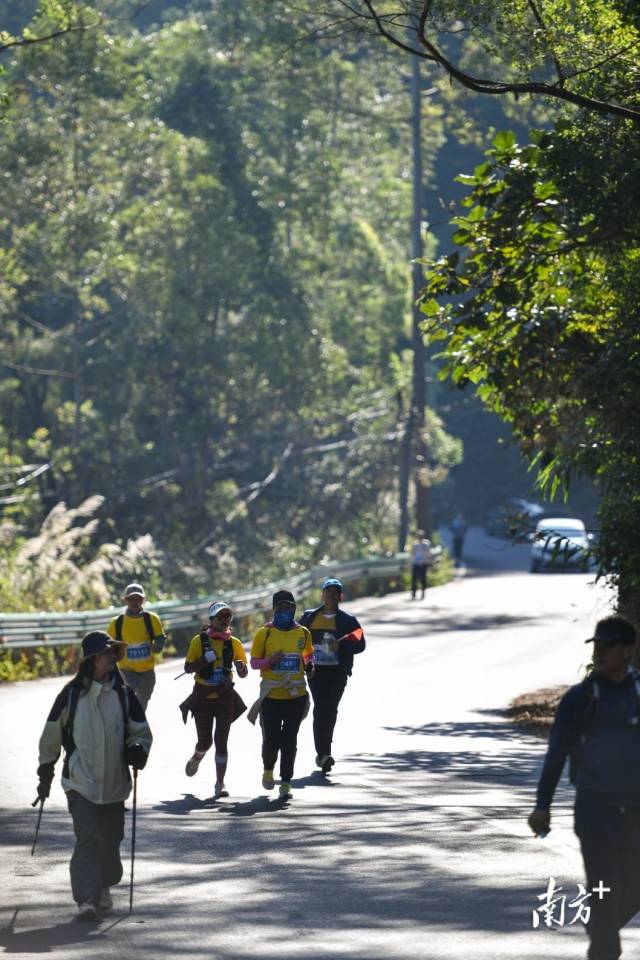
260, 695, 307, 782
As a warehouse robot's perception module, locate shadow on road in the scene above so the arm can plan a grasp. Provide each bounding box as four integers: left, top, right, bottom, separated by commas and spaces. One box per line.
351, 716, 549, 803
216, 796, 289, 817
152, 793, 220, 816
0, 907, 106, 954
367, 610, 541, 635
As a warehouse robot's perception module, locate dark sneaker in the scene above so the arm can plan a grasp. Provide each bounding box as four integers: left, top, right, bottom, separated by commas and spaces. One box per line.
316, 754, 334, 773
185, 752, 203, 777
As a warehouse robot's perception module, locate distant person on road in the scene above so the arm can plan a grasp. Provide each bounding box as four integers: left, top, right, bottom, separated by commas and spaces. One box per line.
450, 512, 468, 565
247, 590, 314, 801
107, 582, 166, 710
180, 601, 248, 799
410, 529, 432, 600
300, 577, 365, 774
528, 615, 640, 960
36, 631, 152, 919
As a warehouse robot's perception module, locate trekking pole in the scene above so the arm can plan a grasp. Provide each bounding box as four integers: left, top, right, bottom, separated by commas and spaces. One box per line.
30, 797, 44, 856
174, 671, 186, 680
129, 769, 138, 914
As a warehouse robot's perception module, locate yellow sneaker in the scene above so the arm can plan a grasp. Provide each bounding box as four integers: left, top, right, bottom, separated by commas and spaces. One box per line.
262, 769, 275, 790
279, 781, 292, 800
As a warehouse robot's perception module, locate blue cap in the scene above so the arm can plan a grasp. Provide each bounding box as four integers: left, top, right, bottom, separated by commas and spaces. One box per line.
321, 578, 343, 591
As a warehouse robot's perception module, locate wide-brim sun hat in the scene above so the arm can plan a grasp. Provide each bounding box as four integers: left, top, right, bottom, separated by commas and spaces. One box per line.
81, 630, 126, 662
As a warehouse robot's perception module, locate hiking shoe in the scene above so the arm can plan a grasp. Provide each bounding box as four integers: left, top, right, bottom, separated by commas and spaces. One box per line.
98, 888, 113, 911
316, 754, 335, 773
185, 752, 204, 777
214, 782, 229, 799
77, 902, 98, 920
279, 781, 292, 800
262, 769, 275, 791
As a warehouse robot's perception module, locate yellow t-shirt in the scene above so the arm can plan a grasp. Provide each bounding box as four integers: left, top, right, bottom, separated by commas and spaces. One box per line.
185, 633, 247, 700
250, 624, 313, 700
107, 611, 165, 673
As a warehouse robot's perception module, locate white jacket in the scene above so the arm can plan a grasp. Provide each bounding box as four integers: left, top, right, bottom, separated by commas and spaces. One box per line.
38, 675, 152, 804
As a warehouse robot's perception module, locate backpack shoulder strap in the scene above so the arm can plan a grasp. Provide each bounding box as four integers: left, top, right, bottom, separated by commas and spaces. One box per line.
142, 611, 154, 642
580, 675, 599, 738
61, 682, 81, 776
62, 683, 79, 745
115, 614, 124, 643
222, 638, 234, 671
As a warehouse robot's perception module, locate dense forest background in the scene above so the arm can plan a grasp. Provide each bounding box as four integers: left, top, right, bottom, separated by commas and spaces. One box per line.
0, 1, 594, 606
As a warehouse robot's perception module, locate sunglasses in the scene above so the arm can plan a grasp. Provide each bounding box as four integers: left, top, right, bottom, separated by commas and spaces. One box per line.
214, 611, 233, 620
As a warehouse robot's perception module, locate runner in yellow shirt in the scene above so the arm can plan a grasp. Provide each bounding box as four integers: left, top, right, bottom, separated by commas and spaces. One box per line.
249, 589, 314, 801
106, 583, 166, 710
180, 601, 248, 799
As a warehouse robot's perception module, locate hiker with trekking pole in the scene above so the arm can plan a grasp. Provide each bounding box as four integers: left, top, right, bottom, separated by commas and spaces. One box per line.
35, 631, 152, 919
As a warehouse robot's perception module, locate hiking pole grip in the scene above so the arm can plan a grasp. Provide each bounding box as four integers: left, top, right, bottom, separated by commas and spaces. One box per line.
129, 768, 138, 914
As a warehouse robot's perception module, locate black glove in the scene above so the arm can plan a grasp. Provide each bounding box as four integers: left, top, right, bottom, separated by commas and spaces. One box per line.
154, 635, 166, 653
304, 660, 315, 679
126, 743, 148, 771
36, 762, 54, 800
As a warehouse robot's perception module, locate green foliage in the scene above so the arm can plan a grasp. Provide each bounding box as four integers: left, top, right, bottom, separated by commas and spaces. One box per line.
421, 108, 640, 602
0, 643, 80, 681
317, 1, 640, 121
0, 1, 468, 595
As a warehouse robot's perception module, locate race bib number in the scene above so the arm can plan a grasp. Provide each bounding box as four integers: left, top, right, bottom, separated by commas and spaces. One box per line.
203, 667, 226, 687
126, 642, 152, 661
314, 640, 338, 666
273, 654, 301, 673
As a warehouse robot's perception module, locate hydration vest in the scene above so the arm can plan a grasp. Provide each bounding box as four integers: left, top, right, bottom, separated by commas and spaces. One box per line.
197, 629, 234, 683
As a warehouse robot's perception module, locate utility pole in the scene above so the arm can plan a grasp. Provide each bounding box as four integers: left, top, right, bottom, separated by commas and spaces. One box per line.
399, 29, 431, 551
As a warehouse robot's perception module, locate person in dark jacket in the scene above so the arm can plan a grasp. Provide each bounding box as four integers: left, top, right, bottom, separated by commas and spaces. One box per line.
300, 577, 365, 773
528, 615, 640, 960
37, 631, 152, 919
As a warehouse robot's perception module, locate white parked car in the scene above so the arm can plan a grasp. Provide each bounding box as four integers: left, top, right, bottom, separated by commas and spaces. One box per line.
530, 517, 592, 573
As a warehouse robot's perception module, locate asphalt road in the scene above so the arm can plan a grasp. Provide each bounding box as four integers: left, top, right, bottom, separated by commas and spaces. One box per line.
2, 530, 637, 960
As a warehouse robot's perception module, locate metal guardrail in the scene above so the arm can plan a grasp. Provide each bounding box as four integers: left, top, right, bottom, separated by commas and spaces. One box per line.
0, 552, 428, 649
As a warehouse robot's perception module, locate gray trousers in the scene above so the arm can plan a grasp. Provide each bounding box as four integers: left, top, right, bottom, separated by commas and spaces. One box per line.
120, 669, 156, 710
67, 791, 125, 906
